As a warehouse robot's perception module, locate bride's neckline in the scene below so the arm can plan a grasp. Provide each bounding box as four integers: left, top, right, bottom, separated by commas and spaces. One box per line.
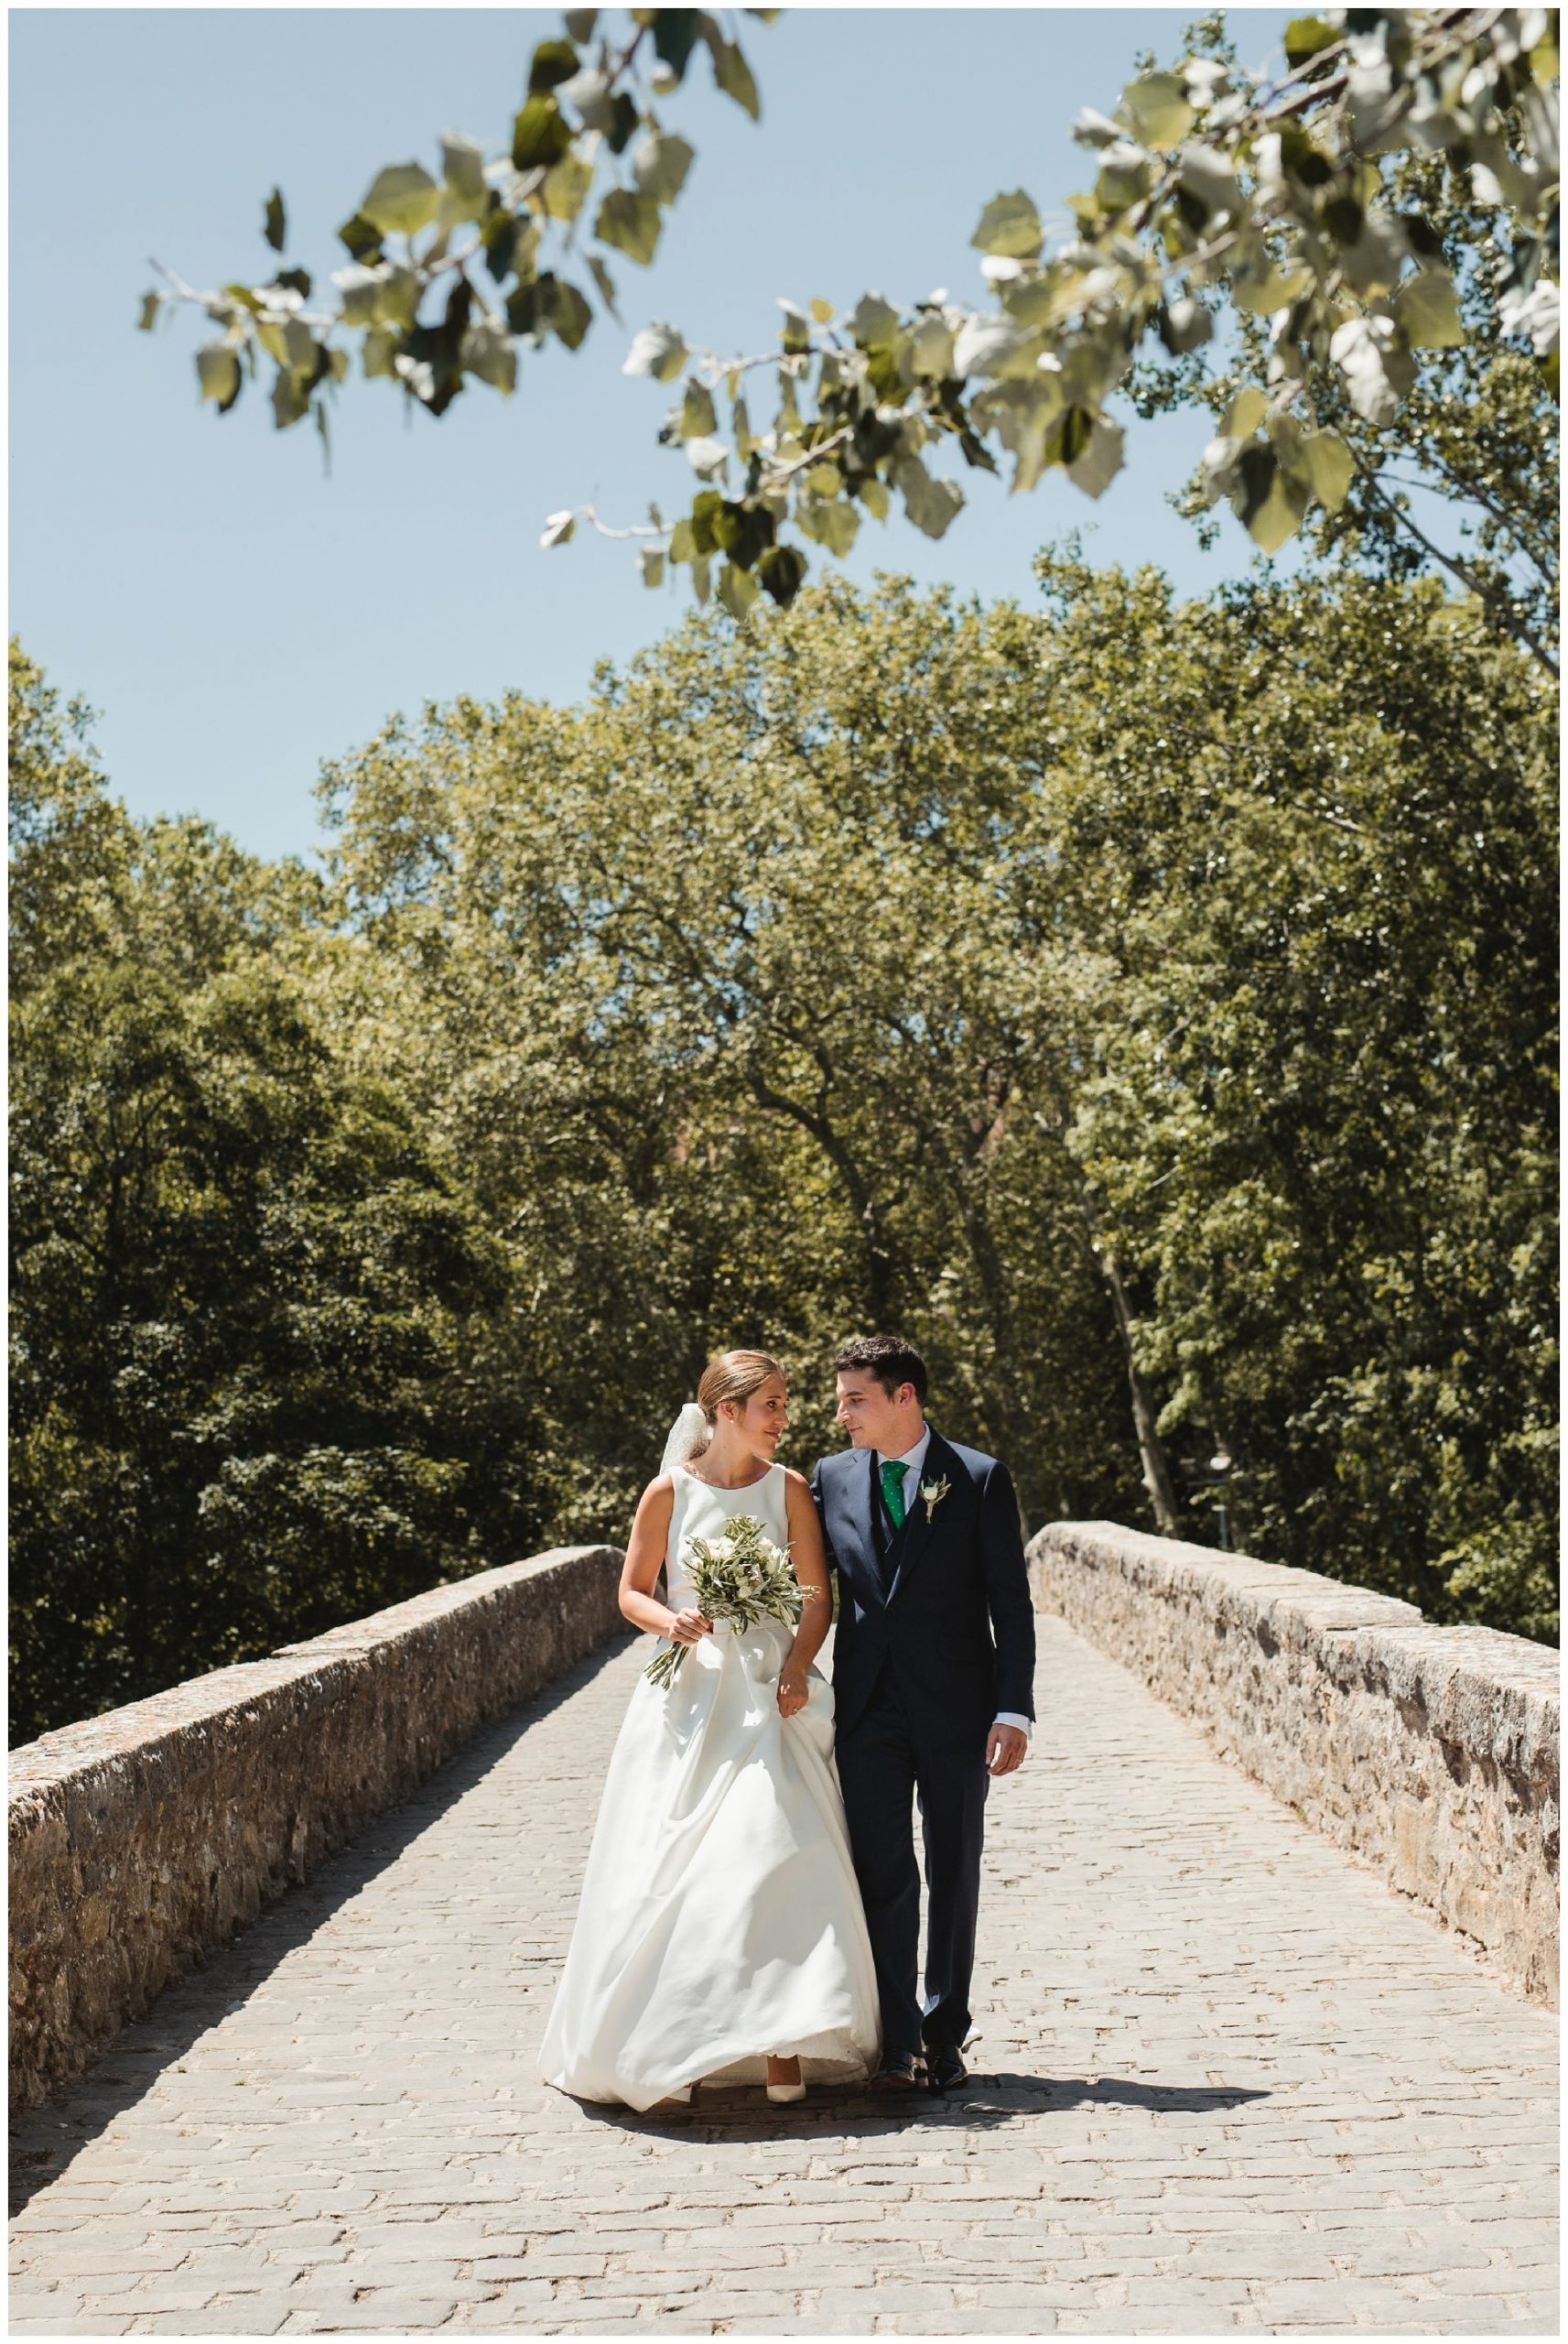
676, 1460, 776, 1492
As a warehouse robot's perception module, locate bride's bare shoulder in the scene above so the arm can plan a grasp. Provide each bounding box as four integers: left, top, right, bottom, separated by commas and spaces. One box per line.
780, 1467, 819, 1514
635, 1472, 677, 1513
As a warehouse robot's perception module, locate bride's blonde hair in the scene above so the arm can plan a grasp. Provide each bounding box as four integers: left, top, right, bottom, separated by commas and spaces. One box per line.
697, 1349, 785, 1433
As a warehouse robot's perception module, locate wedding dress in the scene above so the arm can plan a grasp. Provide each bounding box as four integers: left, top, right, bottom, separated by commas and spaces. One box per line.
538, 1460, 881, 2109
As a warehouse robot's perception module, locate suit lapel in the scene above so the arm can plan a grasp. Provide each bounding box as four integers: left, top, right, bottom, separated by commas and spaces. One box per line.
835, 1448, 889, 1610
885, 1427, 957, 1602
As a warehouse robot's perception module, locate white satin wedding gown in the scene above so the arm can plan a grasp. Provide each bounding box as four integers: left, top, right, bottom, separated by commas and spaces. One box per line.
539, 1461, 881, 2109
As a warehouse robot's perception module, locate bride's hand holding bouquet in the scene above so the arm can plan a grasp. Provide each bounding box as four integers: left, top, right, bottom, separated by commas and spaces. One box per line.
645, 1514, 805, 1689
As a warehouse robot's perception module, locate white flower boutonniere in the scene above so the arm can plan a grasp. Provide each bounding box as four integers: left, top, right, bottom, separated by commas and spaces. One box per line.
920, 1475, 952, 1517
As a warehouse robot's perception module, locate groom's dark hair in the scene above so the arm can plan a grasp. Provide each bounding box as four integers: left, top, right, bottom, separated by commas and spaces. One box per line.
833, 1335, 928, 1405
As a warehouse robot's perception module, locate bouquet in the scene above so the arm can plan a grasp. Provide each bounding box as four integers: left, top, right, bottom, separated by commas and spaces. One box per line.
645, 1513, 804, 1688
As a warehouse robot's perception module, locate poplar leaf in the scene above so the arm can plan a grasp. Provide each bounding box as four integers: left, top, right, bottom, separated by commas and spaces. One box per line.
1120, 72, 1194, 147
686, 436, 730, 483
460, 319, 518, 394
361, 162, 441, 238
710, 36, 761, 119
623, 320, 687, 380
848, 291, 900, 348
758, 543, 806, 604
196, 343, 241, 406
440, 134, 488, 216
797, 494, 860, 556
1159, 296, 1213, 353
596, 190, 663, 266
1283, 15, 1340, 64
543, 151, 595, 223
512, 98, 574, 171
362, 329, 399, 379
633, 133, 696, 203
719, 559, 759, 618
1065, 415, 1125, 499
1330, 313, 1415, 424
971, 190, 1044, 259
953, 313, 1025, 378
1299, 428, 1354, 512
1234, 444, 1309, 551
1393, 269, 1465, 348
680, 378, 718, 438
893, 454, 964, 537
1223, 385, 1268, 438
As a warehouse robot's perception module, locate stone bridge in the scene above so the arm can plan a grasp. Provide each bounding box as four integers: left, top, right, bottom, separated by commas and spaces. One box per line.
8, 1527, 1559, 2335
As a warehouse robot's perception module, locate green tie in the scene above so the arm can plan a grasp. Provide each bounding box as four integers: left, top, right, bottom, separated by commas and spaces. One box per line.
880, 1460, 908, 1530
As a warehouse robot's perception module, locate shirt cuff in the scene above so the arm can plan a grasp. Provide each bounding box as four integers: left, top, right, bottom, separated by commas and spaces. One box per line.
992, 1711, 1032, 1737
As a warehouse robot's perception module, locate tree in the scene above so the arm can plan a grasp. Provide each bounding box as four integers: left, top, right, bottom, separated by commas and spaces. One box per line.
12, 530, 1556, 1745
314, 589, 1150, 1534
317, 556, 1556, 1633
1025, 550, 1558, 1634
149, 8, 1558, 636
1143, 132, 1560, 671
10, 643, 128, 991
9, 656, 521, 1741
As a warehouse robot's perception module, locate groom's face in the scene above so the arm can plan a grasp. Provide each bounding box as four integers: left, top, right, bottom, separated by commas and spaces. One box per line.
835, 1370, 914, 1453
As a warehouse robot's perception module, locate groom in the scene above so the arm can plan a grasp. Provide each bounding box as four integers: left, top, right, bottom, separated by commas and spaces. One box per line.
812, 1335, 1036, 2093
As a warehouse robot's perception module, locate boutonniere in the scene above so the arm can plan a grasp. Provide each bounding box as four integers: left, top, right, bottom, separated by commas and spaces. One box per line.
920, 1476, 951, 1517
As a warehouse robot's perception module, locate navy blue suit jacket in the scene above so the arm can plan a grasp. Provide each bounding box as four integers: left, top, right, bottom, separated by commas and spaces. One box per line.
811, 1427, 1036, 1749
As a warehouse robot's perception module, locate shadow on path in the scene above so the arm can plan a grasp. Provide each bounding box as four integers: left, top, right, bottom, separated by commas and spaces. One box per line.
7, 1634, 638, 2215
573, 2069, 1272, 2144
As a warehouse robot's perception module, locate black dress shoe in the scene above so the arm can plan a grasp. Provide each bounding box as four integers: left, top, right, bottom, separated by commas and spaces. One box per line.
925, 2044, 968, 2092
866, 2054, 925, 2093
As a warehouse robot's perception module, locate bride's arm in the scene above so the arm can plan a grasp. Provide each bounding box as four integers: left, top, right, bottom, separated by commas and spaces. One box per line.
619, 1477, 711, 1644
777, 1470, 833, 1716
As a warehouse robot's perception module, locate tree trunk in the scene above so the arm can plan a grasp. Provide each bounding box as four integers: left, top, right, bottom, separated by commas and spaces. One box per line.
1097, 1246, 1182, 1537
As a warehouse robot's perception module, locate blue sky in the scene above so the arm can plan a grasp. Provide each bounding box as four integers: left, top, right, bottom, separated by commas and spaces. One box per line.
11, 5, 1292, 860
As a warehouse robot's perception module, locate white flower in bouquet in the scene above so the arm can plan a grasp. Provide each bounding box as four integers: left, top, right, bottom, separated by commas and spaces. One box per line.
645, 1513, 804, 1688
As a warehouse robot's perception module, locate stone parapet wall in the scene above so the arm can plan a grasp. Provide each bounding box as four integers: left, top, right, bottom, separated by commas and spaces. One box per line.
1029, 1522, 1559, 2005
8, 1546, 626, 2110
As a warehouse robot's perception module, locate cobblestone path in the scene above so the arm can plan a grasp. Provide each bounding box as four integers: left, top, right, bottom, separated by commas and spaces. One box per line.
10, 1616, 1558, 2336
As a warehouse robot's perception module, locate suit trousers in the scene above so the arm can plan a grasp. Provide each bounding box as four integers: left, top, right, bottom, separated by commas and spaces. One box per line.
836, 1671, 989, 2063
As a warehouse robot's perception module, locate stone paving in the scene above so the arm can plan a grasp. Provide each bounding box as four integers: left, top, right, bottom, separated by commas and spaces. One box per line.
9, 1615, 1559, 2336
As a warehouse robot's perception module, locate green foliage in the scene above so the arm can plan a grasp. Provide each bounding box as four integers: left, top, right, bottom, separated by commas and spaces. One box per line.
317, 559, 1558, 1640
143, 8, 773, 444
9, 651, 521, 1742
313, 602, 1144, 1537
146, 9, 1557, 635
11, 556, 1558, 1739
1140, 140, 1560, 674
1025, 558, 1559, 1636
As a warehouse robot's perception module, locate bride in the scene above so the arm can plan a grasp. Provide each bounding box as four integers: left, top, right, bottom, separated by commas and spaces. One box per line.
539, 1349, 881, 2111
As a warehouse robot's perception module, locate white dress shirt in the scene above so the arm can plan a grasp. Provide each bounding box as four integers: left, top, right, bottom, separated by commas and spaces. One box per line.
876, 1425, 1031, 1742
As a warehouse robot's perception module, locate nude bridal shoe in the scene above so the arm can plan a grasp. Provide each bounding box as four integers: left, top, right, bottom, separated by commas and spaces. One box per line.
765, 2057, 806, 2104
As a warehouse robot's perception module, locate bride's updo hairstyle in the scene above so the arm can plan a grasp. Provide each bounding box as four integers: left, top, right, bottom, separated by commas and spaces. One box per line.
697, 1349, 785, 1432
659, 1350, 785, 1473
